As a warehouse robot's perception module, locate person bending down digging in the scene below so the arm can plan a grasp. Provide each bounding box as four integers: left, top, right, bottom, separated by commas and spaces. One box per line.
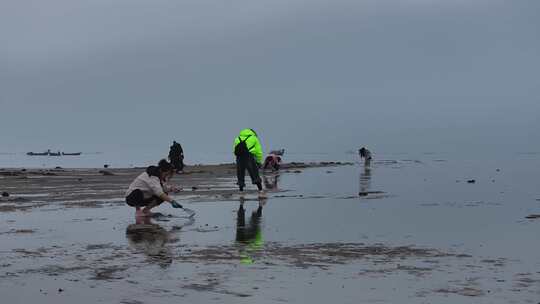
125, 159, 183, 217
359, 147, 372, 166
263, 153, 282, 171
233, 128, 265, 198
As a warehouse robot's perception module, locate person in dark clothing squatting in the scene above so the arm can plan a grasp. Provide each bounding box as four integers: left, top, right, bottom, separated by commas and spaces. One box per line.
125, 159, 183, 217
168, 141, 184, 174
233, 128, 265, 198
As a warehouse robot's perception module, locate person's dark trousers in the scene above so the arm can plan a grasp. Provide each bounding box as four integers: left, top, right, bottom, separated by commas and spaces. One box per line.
125, 189, 164, 207
177, 156, 184, 172
236, 154, 262, 191
171, 157, 183, 172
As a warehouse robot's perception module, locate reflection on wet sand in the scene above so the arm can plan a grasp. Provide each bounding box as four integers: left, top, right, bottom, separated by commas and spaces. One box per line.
359, 166, 372, 195
235, 198, 266, 264
125, 217, 173, 268
263, 174, 279, 191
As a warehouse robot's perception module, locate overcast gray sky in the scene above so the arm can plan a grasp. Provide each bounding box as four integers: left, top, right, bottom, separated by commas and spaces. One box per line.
1, 0, 539, 157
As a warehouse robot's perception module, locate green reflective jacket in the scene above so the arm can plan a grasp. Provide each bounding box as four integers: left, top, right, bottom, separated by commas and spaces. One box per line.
233, 129, 263, 164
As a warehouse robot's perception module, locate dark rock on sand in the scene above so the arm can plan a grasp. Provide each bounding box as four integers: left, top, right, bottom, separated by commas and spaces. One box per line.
92, 266, 128, 281
2, 192, 9, 197
99, 170, 114, 176
86, 243, 114, 250
467, 180, 476, 184
359, 191, 385, 197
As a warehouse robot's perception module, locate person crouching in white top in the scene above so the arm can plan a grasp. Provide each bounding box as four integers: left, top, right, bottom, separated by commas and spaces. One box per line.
125, 159, 182, 217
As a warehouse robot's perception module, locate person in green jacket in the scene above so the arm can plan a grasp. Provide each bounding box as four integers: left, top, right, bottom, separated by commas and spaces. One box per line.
233, 128, 264, 196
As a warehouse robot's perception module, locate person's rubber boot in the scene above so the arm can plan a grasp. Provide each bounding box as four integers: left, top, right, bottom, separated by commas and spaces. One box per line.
238, 185, 245, 199
256, 182, 265, 199
238, 204, 245, 215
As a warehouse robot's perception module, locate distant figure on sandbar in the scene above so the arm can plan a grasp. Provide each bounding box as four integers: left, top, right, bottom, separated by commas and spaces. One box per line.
168, 141, 184, 174
359, 147, 372, 166
125, 159, 183, 217
233, 129, 265, 198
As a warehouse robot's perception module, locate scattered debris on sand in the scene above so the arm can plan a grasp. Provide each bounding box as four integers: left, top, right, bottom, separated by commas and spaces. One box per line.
91, 266, 129, 281
0, 229, 35, 235
434, 287, 485, 297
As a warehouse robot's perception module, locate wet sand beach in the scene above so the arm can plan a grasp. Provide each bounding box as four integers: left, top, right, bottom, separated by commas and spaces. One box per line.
1, 158, 539, 303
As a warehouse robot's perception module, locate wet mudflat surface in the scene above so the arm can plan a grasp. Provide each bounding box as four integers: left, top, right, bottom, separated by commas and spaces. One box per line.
1, 158, 539, 303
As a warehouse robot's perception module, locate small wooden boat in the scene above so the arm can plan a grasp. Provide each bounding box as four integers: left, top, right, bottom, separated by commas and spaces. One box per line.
26, 151, 49, 156
49, 151, 61, 156
61, 152, 82, 156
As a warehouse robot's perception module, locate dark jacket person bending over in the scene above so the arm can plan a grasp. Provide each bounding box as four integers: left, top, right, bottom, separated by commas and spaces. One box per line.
125, 159, 182, 217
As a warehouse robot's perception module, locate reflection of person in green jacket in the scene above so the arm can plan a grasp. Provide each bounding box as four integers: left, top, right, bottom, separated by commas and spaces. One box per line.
235, 198, 265, 265
233, 129, 264, 197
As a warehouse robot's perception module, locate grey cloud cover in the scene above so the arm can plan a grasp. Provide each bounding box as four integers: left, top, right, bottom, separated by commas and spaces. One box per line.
1, 0, 538, 156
